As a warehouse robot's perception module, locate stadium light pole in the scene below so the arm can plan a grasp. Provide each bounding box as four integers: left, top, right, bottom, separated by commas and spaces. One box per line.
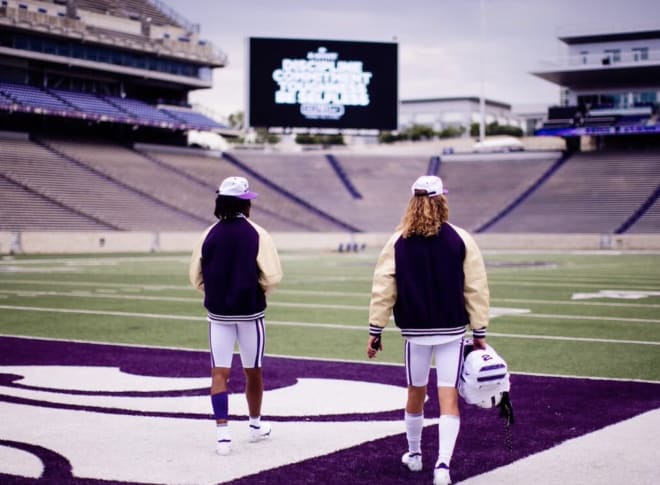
479, 0, 486, 143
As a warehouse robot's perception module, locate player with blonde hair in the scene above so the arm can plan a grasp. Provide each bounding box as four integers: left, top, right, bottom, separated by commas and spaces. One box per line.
367, 175, 490, 485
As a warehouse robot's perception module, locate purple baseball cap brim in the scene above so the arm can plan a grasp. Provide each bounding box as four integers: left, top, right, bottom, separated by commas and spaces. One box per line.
237, 191, 258, 200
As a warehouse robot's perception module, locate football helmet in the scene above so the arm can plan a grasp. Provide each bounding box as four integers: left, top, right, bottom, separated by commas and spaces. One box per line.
458, 344, 510, 409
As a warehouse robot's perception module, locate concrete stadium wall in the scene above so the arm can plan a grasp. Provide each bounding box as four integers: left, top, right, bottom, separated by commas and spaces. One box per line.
1, 231, 659, 255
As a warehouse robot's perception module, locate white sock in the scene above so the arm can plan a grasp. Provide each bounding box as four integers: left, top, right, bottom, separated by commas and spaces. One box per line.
216, 423, 231, 442
249, 416, 261, 428
437, 414, 460, 467
405, 411, 424, 454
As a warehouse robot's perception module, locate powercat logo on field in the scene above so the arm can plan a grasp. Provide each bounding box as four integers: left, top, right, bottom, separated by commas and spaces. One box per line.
0, 336, 659, 485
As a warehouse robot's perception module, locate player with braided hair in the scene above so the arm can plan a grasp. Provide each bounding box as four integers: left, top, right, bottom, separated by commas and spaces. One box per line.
367, 175, 490, 485
190, 176, 282, 456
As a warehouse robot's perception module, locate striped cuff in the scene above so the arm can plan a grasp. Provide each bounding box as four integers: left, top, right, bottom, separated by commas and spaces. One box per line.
472, 327, 487, 339
369, 323, 384, 336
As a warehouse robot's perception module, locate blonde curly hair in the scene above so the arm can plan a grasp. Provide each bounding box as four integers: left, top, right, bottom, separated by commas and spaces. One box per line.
398, 193, 449, 238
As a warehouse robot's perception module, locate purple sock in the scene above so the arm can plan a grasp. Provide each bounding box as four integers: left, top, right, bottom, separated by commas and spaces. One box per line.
211, 392, 228, 420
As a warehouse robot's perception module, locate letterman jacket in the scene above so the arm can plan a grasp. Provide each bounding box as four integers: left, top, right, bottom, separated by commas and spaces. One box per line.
369, 222, 489, 339
189, 216, 282, 322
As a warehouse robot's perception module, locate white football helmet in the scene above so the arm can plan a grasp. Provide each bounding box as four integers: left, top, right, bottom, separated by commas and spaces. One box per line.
458, 344, 510, 409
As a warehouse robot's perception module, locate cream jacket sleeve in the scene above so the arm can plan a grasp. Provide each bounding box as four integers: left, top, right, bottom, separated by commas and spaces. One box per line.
368, 231, 400, 333
452, 224, 490, 332
188, 224, 215, 293
249, 220, 283, 295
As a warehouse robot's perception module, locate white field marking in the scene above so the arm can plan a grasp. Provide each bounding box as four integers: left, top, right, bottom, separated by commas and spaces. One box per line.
5, 277, 660, 300
3, 298, 658, 324
0, 289, 366, 310
1, 306, 659, 348
2, 285, 659, 312
491, 279, 660, 289
0, 279, 192, 291
486, 332, 659, 346
0, 401, 406, 485
506, 312, 660, 324
0, 300, 529, 318
460, 409, 660, 485
0, 255, 189, 265
572, 290, 660, 300
492, 297, 660, 308
3, 333, 660, 383
0, 367, 405, 416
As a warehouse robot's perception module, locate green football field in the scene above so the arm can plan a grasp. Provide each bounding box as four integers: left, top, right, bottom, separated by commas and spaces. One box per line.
1, 249, 659, 381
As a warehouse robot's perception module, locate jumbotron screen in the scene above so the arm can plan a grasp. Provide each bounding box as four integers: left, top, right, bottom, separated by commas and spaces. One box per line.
247, 37, 398, 130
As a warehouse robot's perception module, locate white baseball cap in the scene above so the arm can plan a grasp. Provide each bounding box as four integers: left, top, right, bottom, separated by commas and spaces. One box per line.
217, 176, 258, 200
411, 175, 447, 197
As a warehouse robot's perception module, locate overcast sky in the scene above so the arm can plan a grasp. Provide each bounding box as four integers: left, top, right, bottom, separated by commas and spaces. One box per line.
163, 0, 659, 117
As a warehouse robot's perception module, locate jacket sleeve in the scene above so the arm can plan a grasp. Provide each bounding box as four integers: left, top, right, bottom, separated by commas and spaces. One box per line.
368, 232, 400, 335
453, 225, 490, 335
188, 225, 214, 293
251, 221, 283, 295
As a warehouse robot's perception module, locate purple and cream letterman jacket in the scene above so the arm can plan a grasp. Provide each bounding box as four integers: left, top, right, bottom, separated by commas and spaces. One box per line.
189, 216, 282, 323
369, 222, 489, 340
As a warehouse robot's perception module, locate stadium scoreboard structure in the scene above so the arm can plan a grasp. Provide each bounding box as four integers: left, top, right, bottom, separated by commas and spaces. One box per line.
247, 37, 398, 131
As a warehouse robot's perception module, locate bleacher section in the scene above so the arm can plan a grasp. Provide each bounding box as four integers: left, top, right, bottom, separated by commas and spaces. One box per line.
0, 175, 111, 231
0, 135, 657, 234
41, 137, 213, 226
51, 90, 131, 121
104, 96, 181, 127
483, 150, 660, 233
161, 108, 227, 131
0, 137, 205, 231
140, 147, 347, 232
0, 82, 225, 130
0, 83, 75, 115
438, 154, 560, 230
626, 192, 660, 233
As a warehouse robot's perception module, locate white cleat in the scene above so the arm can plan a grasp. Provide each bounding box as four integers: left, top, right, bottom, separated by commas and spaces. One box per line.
433, 464, 452, 485
401, 451, 423, 472
215, 439, 232, 456
249, 422, 272, 442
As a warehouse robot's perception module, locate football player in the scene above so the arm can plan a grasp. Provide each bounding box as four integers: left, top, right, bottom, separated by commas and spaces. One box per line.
367, 175, 490, 485
190, 176, 282, 455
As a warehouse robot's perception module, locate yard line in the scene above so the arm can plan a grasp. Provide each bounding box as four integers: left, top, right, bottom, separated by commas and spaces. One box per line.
506, 312, 660, 324
0, 255, 188, 265
0, 280, 366, 297
2, 290, 660, 318
0, 289, 367, 310
486, 332, 657, 345
5, 276, 659, 293
492, 297, 660, 308
1, 305, 659, 347
2, 285, 659, 316
0, 279, 192, 291
491, 279, 660, 290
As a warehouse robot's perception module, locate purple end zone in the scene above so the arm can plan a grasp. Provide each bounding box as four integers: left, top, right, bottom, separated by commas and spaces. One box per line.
1, 336, 659, 485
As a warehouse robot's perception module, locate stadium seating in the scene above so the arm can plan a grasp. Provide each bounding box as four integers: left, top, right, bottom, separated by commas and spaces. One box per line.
0, 83, 74, 115
482, 150, 660, 233
626, 194, 659, 233
0, 137, 205, 231
50, 90, 132, 121
141, 147, 346, 232
0, 175, 110, 231
42, 137, 214, 225
103, 96, 181, 127
161, 108, 226, 130
0, 133, 657, 234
